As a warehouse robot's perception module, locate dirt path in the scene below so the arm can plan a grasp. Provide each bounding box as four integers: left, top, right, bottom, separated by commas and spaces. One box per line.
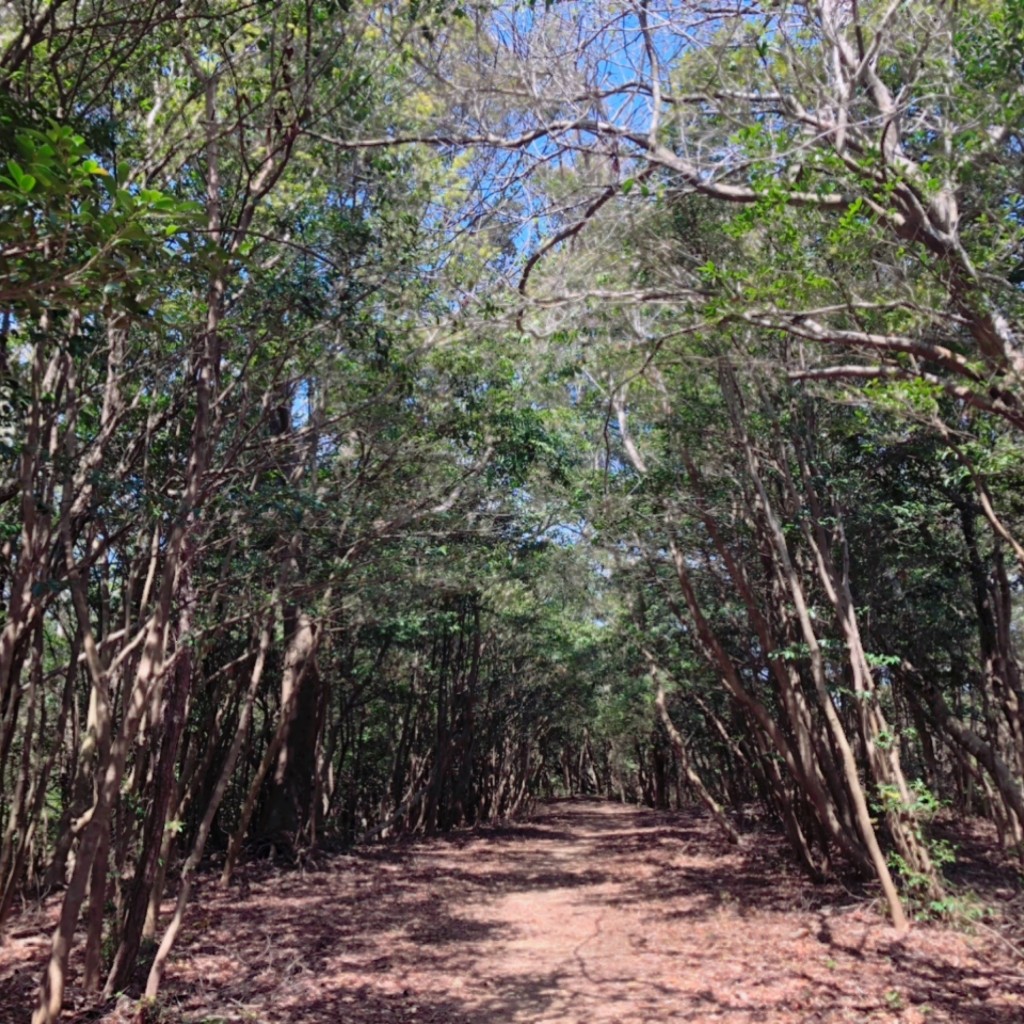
3, 800, 1023, 1023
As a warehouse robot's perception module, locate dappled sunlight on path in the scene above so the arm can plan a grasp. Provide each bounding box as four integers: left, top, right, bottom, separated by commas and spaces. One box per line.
4, 801, 1022, 1024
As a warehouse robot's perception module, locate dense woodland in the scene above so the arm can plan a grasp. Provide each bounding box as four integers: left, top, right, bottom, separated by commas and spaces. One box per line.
2, 1, 1024, 1020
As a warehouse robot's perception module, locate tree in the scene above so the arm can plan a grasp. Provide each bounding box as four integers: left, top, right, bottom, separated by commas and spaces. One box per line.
5, 4, 1024, 1018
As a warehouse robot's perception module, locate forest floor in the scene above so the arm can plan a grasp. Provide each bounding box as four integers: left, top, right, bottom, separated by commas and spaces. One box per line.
3, 800, 1024, 1024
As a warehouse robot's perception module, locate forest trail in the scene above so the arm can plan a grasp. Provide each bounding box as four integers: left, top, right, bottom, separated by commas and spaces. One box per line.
4, 800, 1024, 1024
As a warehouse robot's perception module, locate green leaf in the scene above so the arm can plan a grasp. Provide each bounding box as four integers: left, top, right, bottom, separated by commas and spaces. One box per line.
6, 159, 26, 186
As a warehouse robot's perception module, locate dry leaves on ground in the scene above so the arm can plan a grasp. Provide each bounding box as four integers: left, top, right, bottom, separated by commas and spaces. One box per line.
2, 800, 1023, 1023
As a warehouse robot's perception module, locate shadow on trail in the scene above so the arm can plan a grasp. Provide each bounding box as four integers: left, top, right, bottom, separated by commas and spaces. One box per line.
88, 798, 1024, 1024
607, 845, 855, 918
289, 970, 576, 1024
438, 865, 614, 893
377, 822, 582, 850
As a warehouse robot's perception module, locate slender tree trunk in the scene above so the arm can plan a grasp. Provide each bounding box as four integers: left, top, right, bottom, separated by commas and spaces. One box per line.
145, 620, 271, 1000
726, 393, 907, 932
647, 660, 740, 845
104, 554, 196, 995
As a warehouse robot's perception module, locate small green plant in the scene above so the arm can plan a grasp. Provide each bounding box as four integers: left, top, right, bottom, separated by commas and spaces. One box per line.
921, 890, 994, 927
884, 988, 904, 1010
877, 778, 965, 918
907, 779, 944, 817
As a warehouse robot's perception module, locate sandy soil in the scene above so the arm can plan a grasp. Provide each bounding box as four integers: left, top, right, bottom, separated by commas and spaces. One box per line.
2, 800, 1023, 1023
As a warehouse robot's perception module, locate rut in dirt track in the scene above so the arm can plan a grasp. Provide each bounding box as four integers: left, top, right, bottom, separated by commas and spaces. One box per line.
5, 800, 1024, 1023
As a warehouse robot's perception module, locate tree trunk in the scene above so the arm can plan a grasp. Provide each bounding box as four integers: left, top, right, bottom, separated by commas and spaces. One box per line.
648, 661, 740, 845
